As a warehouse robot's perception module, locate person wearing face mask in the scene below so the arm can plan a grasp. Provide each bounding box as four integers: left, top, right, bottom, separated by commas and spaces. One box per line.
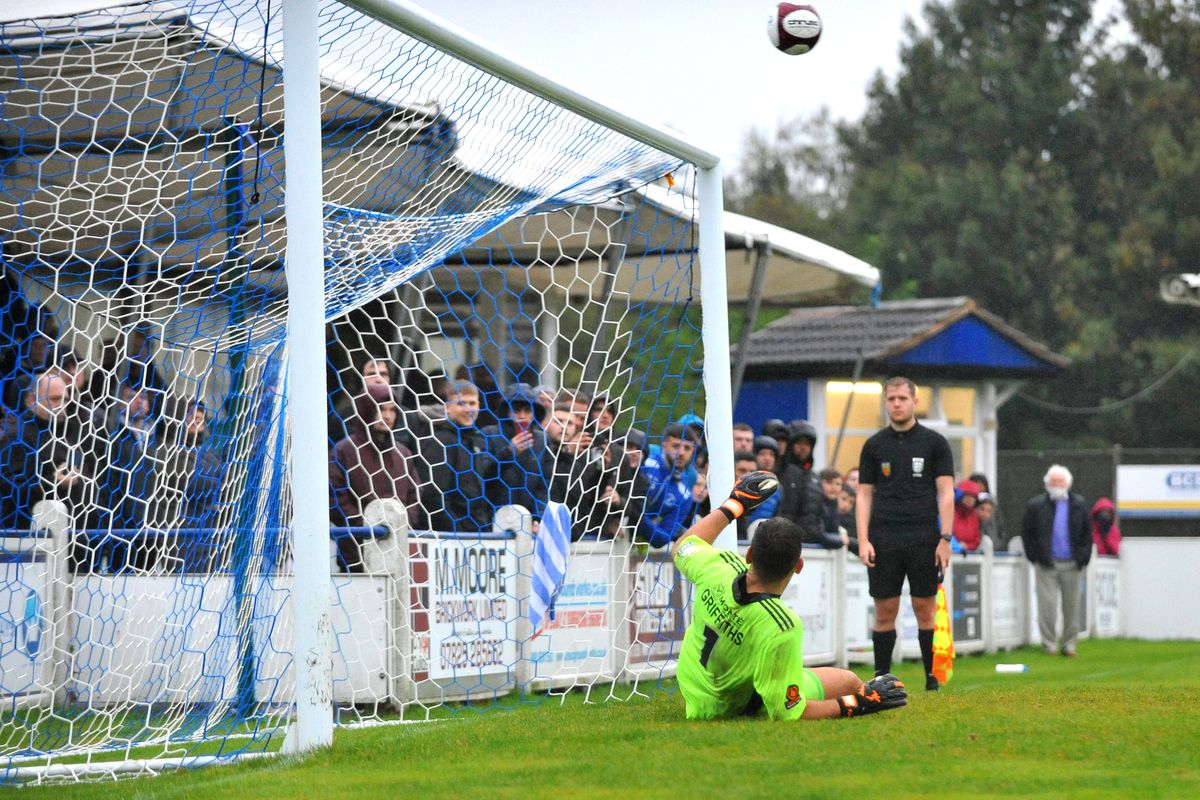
1090, 497, 1121, 556
1021, 464, 1092, 657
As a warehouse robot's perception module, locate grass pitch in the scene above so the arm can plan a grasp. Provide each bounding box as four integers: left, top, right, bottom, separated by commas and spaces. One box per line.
21, 639, 1200, 799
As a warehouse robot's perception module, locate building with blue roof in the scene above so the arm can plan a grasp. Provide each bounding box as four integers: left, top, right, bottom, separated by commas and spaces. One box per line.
733, 297, 1070, 482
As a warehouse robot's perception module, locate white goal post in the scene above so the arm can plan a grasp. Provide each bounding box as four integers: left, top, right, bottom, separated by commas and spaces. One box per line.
1, 0, 735, 782
287, 0, 733, 753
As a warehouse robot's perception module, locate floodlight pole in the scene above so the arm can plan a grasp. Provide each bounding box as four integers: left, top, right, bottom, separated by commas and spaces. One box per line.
282, 0, 333, 752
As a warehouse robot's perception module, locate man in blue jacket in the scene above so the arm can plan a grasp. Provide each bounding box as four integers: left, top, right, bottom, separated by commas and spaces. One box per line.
637, 423, 699, 547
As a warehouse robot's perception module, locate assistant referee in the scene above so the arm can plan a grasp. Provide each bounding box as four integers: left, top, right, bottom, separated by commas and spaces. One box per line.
856, 377, 955, 691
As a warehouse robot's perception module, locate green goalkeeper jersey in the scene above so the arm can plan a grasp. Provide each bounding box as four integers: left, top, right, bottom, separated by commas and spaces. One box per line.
674, 535, 813, 720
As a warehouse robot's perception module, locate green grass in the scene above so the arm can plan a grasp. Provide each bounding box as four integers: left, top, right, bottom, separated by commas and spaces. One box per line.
15, 640, 1200, 799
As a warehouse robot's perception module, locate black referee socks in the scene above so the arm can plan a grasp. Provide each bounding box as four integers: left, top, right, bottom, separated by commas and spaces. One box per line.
872, 629, 897, 676
918, 627, 937, 690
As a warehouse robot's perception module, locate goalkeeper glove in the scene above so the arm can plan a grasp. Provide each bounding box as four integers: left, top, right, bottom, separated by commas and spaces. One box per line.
837, 673, 907, 718
719, 470, 779, 521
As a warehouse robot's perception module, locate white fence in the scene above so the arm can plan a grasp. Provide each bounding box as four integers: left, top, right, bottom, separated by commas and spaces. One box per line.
0, 517, 1157, 712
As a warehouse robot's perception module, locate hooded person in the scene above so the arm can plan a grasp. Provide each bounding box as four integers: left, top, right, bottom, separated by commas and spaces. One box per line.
952, 479, 982, 552
1090, 497, 1120, 556
781, 420, 817, 472
484, 383, 550, 521
774, 422, 822, 541
761, 418, 790, 459
329, 383, 420, 572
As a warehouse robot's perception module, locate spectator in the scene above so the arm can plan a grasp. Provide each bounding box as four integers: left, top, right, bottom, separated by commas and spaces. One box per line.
15, 371, 98, 562
116, 326, 165, 413
645, 414, 704, 495
484, 383, 550, 521
761, 418, 790, 459
331, 355, 395, 441
588, 392, 621, 433
1090, 497, 1121, 556
0, 407, 21, 527
85, 340, 122, 425
2, 332, 54, 411
97, 384, 158, 530
732, 450, 757, 539
637, 422, 699, 547
329, 384, 420, 572
752, 435, 779, 473
1021, 464, 1091, 657
838, 482, 859, 554
535, 385, 557, 417
968, 472, 991, 493
566, 435, 618, 540
781, 420, 817, 473
969, 471, 1004, 548
678, 413, 706, 489
844, 467, 860, 492
95, 384, 159, 571
603, 428, 650, 537
743, 446, 780, 532
812, 467, 849, 549
732, 422, 754, 456
952, 479, 982, 552
542, 402, 582, 503
410, 380, 502, 534
691, 470, 710, 519
607, 428, 650, 538
361, 357, 391, 391
560, 388, 591, 429
152, 399, 225, 545
977, 492, 1001, 550
775, 424, 823, 542
455, 364, 501, 430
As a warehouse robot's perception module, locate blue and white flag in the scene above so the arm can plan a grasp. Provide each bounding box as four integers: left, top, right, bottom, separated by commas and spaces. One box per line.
529, 501, 572, 638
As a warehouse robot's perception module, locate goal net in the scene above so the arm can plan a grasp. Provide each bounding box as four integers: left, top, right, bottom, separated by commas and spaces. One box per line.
0, 0, 727, 783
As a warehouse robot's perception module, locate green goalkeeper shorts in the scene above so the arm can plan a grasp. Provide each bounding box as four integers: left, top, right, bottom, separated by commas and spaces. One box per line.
801, 668, 825, 701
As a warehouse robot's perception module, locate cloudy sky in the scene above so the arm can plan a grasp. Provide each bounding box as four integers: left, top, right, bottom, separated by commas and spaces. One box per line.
409, 0, 1123, 168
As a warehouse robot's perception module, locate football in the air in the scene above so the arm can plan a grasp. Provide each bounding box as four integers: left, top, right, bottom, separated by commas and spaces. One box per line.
767, 3, 822, 55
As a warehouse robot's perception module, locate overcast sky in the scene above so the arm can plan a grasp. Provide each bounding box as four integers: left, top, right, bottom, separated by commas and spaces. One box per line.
409, 0, 1124, 169
408, 0, 925, 166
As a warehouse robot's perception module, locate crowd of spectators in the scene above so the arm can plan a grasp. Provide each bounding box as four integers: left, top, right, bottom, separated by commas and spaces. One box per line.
0, 322, 226, 573
1, 314, 1125, 576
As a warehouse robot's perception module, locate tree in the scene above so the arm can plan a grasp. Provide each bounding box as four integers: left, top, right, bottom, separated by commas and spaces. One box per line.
838, 0, 1095, 336
832, 0, 1200, 448
725, 107, 849, 248
727, 0, 1200, 449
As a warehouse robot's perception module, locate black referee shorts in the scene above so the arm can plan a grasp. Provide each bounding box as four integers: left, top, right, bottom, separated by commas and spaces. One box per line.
868, 541, 940, 599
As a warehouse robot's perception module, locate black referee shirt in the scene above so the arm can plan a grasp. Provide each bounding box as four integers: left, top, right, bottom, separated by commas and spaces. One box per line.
858, 421, 954, 547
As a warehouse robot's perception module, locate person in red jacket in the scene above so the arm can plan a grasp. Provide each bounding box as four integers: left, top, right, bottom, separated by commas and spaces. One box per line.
1090, 497, 1121, 556
952, 479, 982, 551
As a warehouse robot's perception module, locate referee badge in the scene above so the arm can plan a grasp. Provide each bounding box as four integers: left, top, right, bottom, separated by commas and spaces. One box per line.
881, 461, 891, 477
912, 457, 925, 477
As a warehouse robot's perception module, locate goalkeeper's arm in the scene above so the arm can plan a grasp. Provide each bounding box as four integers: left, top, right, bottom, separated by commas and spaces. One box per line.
800, 673, 907, 720
785, 674, 908, 720
671, 471, 779, 557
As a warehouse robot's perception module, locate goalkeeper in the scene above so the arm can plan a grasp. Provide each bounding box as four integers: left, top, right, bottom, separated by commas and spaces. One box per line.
672, 471, 907, 720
